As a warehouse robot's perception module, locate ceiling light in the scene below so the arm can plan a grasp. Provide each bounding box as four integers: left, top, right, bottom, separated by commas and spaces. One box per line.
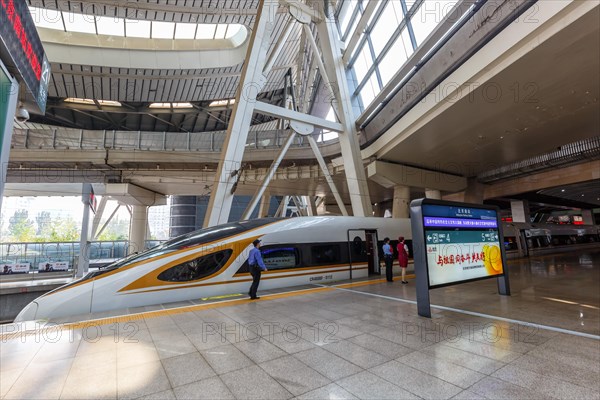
209, 99, 235, 107
149, 102, 194, 109
64, 98, 122, 107
561, 189, 565, 192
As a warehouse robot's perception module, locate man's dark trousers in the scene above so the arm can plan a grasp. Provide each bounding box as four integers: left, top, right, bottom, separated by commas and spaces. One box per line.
385, 255, 393, 282
249, 265, 261, 298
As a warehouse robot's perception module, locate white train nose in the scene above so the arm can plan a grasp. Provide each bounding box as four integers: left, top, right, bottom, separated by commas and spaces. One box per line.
14, 301, 38, 322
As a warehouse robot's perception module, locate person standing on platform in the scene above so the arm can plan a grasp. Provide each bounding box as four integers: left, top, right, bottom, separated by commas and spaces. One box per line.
248, 239, 267, 299
383, 237, 394, 282
397, 236, 409, 284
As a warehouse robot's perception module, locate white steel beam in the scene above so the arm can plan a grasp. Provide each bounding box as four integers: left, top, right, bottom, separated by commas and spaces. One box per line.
241, 130, 297, 220
279, 195, 290, 217
307, 135, 348, 216
254, 101, 344, 132
302, 24, 336, 111
90, 196, 107, 238
204, 0, 278, 227
264, 17, 296, 75
279, 0, 323, 22
316, 4, 372, 216
94, 204, 121, 239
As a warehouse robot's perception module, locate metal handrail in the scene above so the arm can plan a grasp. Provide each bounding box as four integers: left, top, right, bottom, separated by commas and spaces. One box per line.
11, 127, 340, 151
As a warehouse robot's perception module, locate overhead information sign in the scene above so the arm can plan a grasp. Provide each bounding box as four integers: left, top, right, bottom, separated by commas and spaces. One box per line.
0, 0, 50, 113
422, 204, 504, 288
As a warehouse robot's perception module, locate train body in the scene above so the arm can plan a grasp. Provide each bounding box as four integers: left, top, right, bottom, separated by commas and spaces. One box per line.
15, 216, 411, 322
502, 222, 599, 255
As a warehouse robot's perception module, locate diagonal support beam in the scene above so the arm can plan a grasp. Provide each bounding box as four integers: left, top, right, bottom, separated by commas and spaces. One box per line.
91, 196, 107, 238
94, 204, 120, 239
316, 4, 372, 217
241, 130, 297, 220
307, 135, 348, 216
204, 0, 279, 227
254, 101, 344, 132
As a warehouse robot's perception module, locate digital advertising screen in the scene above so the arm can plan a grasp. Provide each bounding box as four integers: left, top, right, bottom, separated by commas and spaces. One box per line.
422, 204, 504, 288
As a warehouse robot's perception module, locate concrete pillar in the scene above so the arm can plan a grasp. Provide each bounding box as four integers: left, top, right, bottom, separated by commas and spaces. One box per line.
258, 192, 271, 218
425, 189, 441, 199
316, 197, 326, 216
582, 209, 594, 225
129, 205, 148, 254
306, 196, 317, 216
510, 200, 531, 223
464, 178, 485, 204
392, 185, 410, 218
170, 196, 197, 237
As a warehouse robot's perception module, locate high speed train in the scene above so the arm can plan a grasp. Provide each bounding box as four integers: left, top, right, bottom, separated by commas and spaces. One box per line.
15, 216, 411, 322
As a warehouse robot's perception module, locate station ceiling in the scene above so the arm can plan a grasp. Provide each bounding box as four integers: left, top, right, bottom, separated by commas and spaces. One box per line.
377, 6, 599, 177
14, 1, 600, 213
26, 0, 307, 132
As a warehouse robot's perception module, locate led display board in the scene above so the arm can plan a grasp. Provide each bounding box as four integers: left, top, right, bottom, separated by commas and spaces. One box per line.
422, 204, 504, 288
410, 199, 510, 318
0, 0, 50, 113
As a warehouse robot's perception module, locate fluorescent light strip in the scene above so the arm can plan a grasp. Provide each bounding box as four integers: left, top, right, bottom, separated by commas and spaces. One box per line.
30, 7, 243, 40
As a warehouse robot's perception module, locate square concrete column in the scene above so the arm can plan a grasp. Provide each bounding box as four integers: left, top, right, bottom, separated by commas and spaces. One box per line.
392, 185, 410, 218
129, 205, 148, 254
425, 189, 442, 199
510, 200, 531, 223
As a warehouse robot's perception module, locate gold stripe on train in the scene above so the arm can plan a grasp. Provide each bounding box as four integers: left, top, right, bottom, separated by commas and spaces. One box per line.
117, 236, 257, 292
120, 266, 368, 295
44, 220, 282, 296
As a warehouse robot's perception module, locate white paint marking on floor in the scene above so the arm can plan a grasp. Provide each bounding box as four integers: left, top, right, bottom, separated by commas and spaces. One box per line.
318, 284, 600, 341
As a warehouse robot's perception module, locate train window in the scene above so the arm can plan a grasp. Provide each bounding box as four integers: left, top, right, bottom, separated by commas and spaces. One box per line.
311, 245, 340, 265
157, 249, 233, 282
261, 247, 299, 270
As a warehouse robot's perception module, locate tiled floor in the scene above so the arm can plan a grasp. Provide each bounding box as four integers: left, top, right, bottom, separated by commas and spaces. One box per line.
1, 251, 599, 399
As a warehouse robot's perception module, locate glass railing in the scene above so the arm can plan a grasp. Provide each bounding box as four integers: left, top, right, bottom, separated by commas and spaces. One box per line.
11, 126, 339, 151
0, 240, 164, 280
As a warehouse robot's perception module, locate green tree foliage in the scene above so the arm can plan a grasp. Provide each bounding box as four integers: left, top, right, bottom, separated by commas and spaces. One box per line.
48, 217, 80, 242
36, 211, 52, 236
97, 218, 129, 241
8, 210, 35, 242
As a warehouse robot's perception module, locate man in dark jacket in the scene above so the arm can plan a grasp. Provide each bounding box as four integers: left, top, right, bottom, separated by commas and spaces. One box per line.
248, 239, 267, 299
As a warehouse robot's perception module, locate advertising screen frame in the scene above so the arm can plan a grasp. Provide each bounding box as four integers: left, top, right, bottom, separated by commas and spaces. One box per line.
410, 198, 510, 317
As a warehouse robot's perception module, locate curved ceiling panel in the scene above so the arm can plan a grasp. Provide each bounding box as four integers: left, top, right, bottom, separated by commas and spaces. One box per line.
40, 33, 249, 70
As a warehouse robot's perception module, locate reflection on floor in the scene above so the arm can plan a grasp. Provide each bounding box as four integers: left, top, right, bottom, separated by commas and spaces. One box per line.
1, 251, 598, 399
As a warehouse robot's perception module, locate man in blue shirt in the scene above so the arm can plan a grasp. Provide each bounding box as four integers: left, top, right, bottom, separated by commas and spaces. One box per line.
382, 237, 394, 282
248, 239, 267, 299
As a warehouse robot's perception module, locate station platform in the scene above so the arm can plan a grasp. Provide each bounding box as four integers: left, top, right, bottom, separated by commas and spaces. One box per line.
1, 251, 598, 400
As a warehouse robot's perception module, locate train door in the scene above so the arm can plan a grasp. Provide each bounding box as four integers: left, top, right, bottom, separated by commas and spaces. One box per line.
365, 230, 380, 275
347, 229, 379, 278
